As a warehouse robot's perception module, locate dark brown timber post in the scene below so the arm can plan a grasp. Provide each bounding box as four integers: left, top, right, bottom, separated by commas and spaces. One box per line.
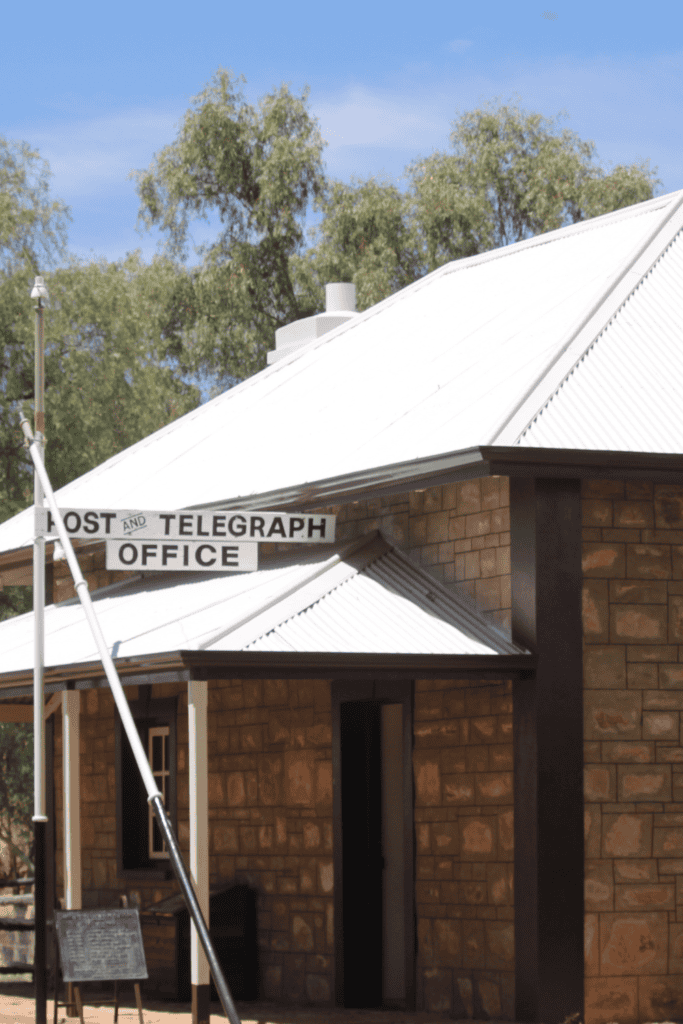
510, 477, 584, 1024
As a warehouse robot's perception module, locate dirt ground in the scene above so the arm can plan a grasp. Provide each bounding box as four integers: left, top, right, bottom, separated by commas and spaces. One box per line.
0, 984, 473, 1024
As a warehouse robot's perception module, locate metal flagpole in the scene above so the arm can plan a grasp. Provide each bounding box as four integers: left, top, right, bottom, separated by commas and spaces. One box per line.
30, 276, 49, 1024
20, 415, 242, 1024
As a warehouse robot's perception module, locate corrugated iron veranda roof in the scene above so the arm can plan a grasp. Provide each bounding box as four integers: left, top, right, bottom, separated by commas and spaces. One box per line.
0, 533, 527, 683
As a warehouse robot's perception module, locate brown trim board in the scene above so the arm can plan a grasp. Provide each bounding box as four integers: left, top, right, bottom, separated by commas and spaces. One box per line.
0, 652, 534, 698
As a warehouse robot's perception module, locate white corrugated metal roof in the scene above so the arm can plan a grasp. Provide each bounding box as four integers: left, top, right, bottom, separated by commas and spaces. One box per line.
0, 534, 524, 676
2, 189, 682, 556
513, 224, 683, 449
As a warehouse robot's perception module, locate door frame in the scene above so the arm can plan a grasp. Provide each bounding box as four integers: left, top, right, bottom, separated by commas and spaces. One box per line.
331, 680, 415, 1009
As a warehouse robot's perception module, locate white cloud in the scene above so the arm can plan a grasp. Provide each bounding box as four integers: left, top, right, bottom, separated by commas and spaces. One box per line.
314, 85, 447, 151
312, 49, 683, 191
15, 106, 181, 200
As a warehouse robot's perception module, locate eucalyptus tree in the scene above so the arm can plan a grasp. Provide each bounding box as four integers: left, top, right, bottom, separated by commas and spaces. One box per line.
312, 101, 660, 309
134, 68, 327, 384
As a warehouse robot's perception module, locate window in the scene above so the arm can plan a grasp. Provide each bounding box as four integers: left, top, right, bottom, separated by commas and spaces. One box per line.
148, 726, 170, 859
116, 692, 177, 877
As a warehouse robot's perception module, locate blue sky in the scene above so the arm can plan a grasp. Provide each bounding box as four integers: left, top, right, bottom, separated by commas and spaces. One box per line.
3, 0, 682, 266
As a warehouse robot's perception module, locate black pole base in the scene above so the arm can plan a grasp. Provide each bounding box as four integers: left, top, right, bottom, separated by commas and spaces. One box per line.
150, 795, 241, 1024
34, 818, 47, 1024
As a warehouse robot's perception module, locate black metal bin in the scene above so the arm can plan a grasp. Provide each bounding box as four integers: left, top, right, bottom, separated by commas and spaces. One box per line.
140, 883, 257, 1002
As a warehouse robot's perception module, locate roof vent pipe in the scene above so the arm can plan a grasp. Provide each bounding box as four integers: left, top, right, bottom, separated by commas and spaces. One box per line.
325, 282, 356, 313
268, 282, 358, 365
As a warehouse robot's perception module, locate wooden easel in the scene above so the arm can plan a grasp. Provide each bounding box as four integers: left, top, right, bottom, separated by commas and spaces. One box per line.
53, 897, 144, 1024
53, 977, 84, 1024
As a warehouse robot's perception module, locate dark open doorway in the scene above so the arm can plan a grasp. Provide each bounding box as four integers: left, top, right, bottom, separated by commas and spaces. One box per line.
332, 682, 414, 1010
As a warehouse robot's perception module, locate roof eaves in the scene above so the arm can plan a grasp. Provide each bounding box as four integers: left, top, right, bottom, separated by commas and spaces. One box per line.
184, 649, 536, 679
3, 445, 683, 579
188, 443, 683, 517
481, 446, 683, 481
189, 447, 491, 513
488, 189, 683, 446
0, 649, 537, 697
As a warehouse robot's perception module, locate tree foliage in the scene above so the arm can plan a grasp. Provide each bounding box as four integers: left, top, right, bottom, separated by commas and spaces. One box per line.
1, 255, 200, 529
0, 134, 71, 530
305, 176, 421, 312
0, 724, 33, 874
312, 101, 661, 309
134, 68, 327, 383
408, 101, 660, 264
0, 136, 69, 276
0, 145, 201, 624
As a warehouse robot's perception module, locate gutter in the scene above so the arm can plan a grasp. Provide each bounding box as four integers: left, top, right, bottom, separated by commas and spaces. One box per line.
188, 445, 683, 513
0, 649, 536, 698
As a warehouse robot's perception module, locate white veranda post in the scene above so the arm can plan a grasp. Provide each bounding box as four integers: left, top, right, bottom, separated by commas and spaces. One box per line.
62, 690, 82, 910
189, 681, 210, 993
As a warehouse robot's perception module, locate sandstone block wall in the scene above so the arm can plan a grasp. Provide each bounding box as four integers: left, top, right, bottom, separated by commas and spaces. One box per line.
583, 480, 683, 1024
52, 545, 129, 604
53, 671, 514, 1012
53, 678, 335, 1005
184, 677, 335, 1005
413, 678, 514, 1020
53, 683, 183, 911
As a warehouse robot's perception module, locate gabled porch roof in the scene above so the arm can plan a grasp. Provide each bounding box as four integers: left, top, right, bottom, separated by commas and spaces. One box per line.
0, 533, 530, 697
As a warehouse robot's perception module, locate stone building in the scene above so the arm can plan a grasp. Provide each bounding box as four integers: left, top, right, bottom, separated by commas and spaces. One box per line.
1, 189, 683, 1024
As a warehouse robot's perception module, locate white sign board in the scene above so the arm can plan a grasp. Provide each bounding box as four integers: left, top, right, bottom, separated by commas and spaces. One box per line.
106, 540, 258, 573
37, 507, 335, 544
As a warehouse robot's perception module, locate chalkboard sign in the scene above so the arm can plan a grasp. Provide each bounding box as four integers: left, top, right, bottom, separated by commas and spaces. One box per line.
55, 909, 148, 983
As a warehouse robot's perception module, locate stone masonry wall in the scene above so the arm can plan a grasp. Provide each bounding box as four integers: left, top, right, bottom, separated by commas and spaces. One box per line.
191, 676, 334, 1005
52, 544, 129, 603
53, 677, 335, 1005
55, 672, 514, 1012
583, 480, 683, 1024
413, 678, 514, 1020
53, 683, 183, 911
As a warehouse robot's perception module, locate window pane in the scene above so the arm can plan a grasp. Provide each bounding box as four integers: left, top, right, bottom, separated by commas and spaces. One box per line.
153, 772, 166, 802
151, 815, 164, 854
152, 733, 163, 771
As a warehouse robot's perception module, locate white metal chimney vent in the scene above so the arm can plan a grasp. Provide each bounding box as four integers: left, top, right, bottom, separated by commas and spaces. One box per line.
267, 283, 357, 365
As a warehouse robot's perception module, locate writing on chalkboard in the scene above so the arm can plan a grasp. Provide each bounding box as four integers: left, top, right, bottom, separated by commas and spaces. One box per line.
55, 909, 148, 983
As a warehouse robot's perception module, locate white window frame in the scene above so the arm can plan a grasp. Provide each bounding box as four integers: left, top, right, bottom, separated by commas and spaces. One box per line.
148, 725, 170, 860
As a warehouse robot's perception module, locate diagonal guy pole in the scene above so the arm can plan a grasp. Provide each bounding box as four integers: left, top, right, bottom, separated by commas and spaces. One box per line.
20, 416, 242, 1024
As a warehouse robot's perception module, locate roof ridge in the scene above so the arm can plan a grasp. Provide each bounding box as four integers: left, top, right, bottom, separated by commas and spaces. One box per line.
487, 189, 683, 446
370, 546, 524, 654
517, 225, 683, 446
238, 532, 525, 656
433, 190, 679, 282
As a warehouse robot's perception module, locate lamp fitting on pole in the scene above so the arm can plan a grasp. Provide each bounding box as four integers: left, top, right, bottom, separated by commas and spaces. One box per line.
31, 276, 50, 303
